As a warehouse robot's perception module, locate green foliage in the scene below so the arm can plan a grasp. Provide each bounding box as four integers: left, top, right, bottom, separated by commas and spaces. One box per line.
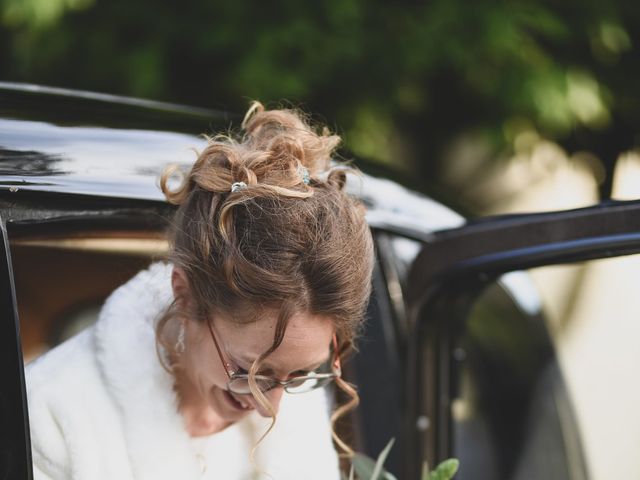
422, 459, 459, 480
1, 0, 93, 29
349, 438, 398, 480
1, 0, 637, 201
345, 438, 458, 480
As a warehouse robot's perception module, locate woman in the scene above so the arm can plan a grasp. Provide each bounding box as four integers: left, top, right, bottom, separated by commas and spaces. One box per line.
25, 102, 375, 479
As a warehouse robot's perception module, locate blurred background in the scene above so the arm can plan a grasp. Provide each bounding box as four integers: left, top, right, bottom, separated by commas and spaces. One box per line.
1, 0, 638, 216
2, 2, 640, 479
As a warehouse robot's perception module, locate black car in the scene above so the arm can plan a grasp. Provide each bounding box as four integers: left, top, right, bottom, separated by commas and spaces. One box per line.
5, 82, 638, 479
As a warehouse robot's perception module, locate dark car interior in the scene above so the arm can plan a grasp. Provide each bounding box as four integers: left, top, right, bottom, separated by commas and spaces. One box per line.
12, 233, 164, 360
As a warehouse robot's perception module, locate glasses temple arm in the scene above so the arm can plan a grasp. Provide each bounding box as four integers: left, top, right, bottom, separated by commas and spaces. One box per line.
207, 320, 233, 380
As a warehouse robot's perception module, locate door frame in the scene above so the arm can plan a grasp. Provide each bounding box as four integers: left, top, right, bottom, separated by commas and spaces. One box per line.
405, 199, 640, 479
0, 215, 33, 480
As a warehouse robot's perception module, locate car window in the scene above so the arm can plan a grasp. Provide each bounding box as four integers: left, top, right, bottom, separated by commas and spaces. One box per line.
10, 234, 166, 361
387, 235, 423, 291
525, 256, 640, 480
12, 226, 406, 477
350, 260, 404, 476
375, 232, 423, 340
422, 252, 640, 479
450, 275, 580, 480
353, 232, 427, 478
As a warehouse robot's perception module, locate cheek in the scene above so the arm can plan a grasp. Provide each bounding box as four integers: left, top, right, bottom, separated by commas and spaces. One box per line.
207, 364, 230, 390
211, 365, 230, 388
182, 341, 227, 389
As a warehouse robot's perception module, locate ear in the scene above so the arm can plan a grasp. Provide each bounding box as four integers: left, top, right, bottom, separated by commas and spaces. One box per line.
171, 266, 192, 309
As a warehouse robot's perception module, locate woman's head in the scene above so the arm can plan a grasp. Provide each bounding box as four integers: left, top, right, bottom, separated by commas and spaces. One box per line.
166, 292, 336, 422
157, 102, 374, 450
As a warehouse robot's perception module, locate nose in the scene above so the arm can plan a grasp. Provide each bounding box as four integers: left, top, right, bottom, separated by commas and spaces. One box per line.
250, 386, 285, 418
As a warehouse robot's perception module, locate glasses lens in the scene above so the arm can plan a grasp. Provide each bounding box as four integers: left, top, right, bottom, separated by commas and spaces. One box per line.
228, 376, 276, 395
285, 375, 334, 394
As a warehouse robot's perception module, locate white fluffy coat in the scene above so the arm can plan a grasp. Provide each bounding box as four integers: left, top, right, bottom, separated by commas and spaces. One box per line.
25, 262, 341, 480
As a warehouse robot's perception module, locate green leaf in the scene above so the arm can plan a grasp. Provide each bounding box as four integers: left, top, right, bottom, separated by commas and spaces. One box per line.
383, 471, 399, 480
352, 453, 377, 479
430, 459, 459, 480
351, 438, 398, 480
371, 438, 395, 480
421, 461, 431, 480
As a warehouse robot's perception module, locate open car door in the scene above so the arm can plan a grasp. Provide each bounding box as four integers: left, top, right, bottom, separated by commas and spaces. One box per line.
405, 200, 640, 480
0, 215, 32, 479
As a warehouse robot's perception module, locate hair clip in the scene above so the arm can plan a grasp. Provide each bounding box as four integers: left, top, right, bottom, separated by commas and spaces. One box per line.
231, 181, 247, 192
299, 165, 310, 185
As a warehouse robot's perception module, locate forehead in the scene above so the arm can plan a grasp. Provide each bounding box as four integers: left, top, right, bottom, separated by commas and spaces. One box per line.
215, 310, 334, 368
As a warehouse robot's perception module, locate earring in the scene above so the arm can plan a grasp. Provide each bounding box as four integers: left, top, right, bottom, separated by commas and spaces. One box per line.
176, 321, 186, 354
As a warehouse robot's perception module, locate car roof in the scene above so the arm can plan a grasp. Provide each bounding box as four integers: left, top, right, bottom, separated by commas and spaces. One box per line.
0, 83, 463, 235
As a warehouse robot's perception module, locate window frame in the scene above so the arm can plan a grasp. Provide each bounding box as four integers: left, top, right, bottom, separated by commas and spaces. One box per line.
0, 215, 33, 480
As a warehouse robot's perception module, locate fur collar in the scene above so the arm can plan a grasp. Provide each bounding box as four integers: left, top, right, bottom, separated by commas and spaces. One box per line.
94, 262, 204, 479
92, 262, 339, 480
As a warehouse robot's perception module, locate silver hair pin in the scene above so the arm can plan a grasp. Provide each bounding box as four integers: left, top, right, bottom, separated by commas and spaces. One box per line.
231, 181, 247, 192
299, 166, 310, 185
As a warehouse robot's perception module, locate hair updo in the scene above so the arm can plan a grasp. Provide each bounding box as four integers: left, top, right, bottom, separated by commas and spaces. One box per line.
157, 101, 375, 454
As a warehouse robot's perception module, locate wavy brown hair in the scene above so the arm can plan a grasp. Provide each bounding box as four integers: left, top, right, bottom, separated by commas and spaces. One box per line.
156, 101, 374, 457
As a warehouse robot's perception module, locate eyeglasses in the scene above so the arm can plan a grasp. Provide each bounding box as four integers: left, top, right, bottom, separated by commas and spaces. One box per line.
206, 321, 342, 395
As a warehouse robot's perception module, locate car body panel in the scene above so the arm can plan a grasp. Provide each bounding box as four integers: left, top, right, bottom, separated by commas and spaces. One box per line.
0, 82, 464, 236
2, 83, 601, 480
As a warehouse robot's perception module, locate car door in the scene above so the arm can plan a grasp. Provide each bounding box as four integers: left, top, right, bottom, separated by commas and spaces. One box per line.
0, 215, 32, 480
405, 199, 640, 480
